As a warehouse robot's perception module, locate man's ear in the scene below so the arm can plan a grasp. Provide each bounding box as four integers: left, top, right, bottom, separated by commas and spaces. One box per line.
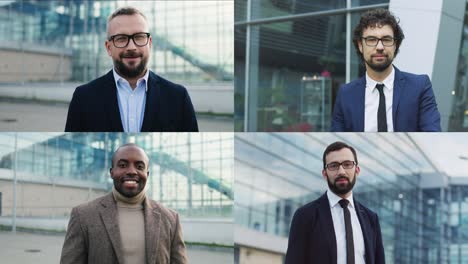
322, 169, 327, 180
355, 165, 360, 176
105, 40, 112, 56
358, 41, 363, 54
109, 168, 114, 179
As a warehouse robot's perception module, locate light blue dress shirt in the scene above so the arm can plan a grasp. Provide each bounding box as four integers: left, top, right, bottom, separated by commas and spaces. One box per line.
113, 69, 149, 132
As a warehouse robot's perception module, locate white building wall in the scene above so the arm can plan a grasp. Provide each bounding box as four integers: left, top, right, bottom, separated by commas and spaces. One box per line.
390, 0, 466, 131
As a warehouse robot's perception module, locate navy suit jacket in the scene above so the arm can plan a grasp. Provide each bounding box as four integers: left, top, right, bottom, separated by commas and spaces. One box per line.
331, 67, 441, 132
285, 193, 385, 264
65, 70, 198, 132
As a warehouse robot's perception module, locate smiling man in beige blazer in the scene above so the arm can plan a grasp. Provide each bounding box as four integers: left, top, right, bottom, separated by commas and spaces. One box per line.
60, 143, 187, 264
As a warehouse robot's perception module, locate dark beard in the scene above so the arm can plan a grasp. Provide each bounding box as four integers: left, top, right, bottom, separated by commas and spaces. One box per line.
114, 52, 148, 78
327, 174, 356, 195
365, 55, 393, 72
113, 177, 144, 198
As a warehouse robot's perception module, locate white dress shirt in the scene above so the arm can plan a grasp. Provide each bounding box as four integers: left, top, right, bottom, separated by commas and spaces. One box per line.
364, 66, 395, 132
327, 189, 365, 264
113, 69, 149, 132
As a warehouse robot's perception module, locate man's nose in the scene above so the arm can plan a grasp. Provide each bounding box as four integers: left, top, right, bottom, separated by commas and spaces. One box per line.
337, 164, 346, 174
126, 38, 137, 50
376, 39, 385, 50
126, 164, 138, 174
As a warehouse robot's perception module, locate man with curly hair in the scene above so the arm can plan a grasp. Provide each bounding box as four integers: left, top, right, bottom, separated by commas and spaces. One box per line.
331, 9, 441, 132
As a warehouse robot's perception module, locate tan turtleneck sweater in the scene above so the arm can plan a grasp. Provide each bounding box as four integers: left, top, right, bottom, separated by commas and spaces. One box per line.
112, 186, 147, 264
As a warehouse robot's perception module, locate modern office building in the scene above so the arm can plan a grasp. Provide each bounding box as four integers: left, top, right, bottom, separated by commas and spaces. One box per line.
234, 133, 468, 264
0, 132, 233, 247
235, 0, 468, 131
0, 0, 233, 83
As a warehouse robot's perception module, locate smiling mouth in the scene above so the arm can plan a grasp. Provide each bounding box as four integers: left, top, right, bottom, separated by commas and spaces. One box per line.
122, 178, 139, 188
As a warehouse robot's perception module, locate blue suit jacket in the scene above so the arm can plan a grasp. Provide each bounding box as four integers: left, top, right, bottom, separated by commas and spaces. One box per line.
65, 70, 198, 132
285, 193, 385, 264
331, 67, 441, 132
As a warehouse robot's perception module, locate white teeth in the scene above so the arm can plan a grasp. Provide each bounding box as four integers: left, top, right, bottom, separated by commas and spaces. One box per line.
124, 180, 137, 184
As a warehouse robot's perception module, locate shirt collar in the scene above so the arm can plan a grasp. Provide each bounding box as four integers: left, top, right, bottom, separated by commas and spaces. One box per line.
327, 188, 355, 209
366, 65, 395, 92
112, 68, 149, 92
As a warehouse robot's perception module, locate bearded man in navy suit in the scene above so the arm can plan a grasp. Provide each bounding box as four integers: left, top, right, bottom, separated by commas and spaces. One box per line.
332, 9, 440, 132
65, 6, 198, 132
285, 141, 385, 264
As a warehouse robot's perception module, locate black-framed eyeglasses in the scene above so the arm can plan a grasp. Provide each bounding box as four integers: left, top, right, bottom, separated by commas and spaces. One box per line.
325, 160, 356, 171
361, 36, 396, 47
108, 32, 151, 48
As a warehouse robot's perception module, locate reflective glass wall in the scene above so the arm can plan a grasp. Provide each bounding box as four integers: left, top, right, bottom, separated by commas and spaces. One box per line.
0, 132, 233, 218
234, 133, 464, 263
235, 1, 389, 131
451, 0, 468, 131
0, 0, 233, 83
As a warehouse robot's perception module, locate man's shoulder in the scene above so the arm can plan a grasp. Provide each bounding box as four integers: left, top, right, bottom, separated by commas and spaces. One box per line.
398, 70, 429, 80
294, 194, 327, 216
340, 76, 365, 92
149, 71, 188, 93
74, 71, 113, 94
72, 193, 111, 213
395, 68, 431, 88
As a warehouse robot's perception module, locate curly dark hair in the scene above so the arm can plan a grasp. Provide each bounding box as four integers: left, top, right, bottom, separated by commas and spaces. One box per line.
353, 9, 405, 61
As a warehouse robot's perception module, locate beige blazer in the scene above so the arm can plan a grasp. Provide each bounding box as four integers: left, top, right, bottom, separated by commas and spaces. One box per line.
60, 193, 187, 264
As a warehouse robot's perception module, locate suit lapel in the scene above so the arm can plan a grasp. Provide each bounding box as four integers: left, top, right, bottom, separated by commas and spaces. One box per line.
99, 194, 125, 264
392, 67, 404, 131
318, 193, 338, 263
103, 71, 124, 131
354, 77, 366, 131
144, 198, 162, 264
354, 199, 372, 264
141, 71, 162, 131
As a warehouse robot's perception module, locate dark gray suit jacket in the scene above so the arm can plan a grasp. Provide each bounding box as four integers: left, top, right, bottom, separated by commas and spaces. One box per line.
60, 193, 187, 264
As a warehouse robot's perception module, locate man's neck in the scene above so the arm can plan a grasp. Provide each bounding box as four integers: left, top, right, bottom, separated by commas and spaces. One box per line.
115, 69, 147, 90
327, 188, 352, 200
366, 65, 392, 82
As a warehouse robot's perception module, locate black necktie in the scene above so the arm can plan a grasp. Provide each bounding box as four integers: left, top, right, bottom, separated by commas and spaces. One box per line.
376, 84, 387, 132
339, 199, 355, 264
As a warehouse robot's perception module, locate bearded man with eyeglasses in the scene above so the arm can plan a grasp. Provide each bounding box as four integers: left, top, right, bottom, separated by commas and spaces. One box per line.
331, 9, 441, 132
65, 7, 198, 132
285, 141, 385, 264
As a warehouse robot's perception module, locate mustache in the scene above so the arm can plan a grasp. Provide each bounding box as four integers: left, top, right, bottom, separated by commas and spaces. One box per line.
120, 51, 142, 58
335, 176, 349, 183
372, 51, 387, 57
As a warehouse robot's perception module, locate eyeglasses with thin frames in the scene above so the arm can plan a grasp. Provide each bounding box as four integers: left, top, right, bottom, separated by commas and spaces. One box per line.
108, 32, 151, 48
361, 36, 396, 47
325, 160, 356, 171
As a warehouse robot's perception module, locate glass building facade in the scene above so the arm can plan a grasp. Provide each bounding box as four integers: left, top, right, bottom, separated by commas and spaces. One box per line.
0, 0, 233, 83
235, 1, 389, 132
0, 132, 233, 218
451, 1, 468, 131
235, 0, 468, 132
235, 133, 468, 263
